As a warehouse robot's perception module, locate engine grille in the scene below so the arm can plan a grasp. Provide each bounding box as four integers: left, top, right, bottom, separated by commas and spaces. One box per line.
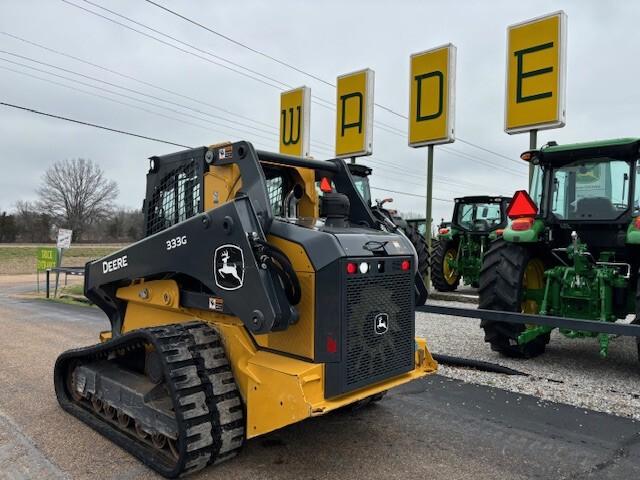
342, 265, 414, 392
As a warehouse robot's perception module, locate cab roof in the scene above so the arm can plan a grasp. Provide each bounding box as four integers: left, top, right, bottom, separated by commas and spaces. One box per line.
453, 195, 510, 204
526, 138, 640, 165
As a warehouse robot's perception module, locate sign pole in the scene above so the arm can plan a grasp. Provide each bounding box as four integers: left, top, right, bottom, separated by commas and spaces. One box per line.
529, 129, 537, 186
425, 144, 434, 290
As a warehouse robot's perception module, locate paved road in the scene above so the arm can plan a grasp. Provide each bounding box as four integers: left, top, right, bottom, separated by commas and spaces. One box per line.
0, 279, 638, 479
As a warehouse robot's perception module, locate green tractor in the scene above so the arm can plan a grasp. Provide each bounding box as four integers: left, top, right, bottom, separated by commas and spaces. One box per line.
430, 196, 510, 291
479, 138, 640, 360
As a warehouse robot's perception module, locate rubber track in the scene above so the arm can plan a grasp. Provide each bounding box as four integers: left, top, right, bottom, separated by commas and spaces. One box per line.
430, 239, 460, 292
54, 321, 244, 478
478, 239, 550, 358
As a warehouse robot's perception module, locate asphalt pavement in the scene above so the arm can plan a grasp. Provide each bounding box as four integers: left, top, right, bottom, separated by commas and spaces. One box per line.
0, 278, 638, 480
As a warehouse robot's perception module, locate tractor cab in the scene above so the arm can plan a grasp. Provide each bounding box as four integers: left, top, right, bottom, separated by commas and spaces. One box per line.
520, 138, 640, 256
450, 196, 510, 235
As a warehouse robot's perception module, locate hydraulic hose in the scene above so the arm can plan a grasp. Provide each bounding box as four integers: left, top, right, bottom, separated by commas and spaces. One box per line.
432, 353, 527, 376
254, 239, 302, 306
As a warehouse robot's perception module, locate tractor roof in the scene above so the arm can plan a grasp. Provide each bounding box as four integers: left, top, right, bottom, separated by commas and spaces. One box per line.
454, 195, 510, 204
525, 138, 640, 165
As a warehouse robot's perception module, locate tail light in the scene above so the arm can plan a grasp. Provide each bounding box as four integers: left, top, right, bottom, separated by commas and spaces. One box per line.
634, 217, 640, 229
495, 228, 504, 236
511, 217, 535, 231
438, 227, 450, 235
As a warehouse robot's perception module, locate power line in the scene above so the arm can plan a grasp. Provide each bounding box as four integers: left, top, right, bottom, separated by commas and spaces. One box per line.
78, 0, 292, 90
143, 0, 336, 89
1, 99, 456, 207
141, 0, 517, 164
370, 186, 453, 203
363, 157, 516, 194
0, 53, 338, 155
0, 65, 275, 151
66, 0, 517, 173
0, 33, 336, 152
0, 56, 283, 148
59, 0, 286, 90
3, 57, 507, 197
0, 101, 192, 148
65, 0, 336, 115
0, 31, 279, 133
0, 49, 278, 137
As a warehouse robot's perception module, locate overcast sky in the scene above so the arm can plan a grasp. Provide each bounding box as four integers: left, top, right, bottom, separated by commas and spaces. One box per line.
1, 0, 639, 224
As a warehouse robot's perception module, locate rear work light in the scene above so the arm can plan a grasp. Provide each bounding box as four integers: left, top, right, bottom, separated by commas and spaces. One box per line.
507, 190, 538, 219
511, 217, 535, 231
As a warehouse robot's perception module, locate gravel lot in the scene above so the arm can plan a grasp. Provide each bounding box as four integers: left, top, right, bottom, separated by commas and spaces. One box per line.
417, 299, 640, 421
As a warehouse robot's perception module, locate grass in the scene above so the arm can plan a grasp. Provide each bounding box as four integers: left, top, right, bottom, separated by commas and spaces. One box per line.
0, 244, 124, 275
60, 283, 85, 296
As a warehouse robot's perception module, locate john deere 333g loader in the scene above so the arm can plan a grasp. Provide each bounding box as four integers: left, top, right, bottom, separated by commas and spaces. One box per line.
53, 141, 437, 477
479, 138, 640, 361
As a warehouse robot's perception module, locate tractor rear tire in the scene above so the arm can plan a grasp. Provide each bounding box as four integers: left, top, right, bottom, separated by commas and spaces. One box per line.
400, 223, 429, 278
478, 239, 550, 358
430, 239, 461, 292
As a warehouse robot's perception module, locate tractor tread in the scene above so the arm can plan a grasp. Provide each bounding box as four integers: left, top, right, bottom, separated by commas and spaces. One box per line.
430, 238, 460, 292
478, 239, 550, 358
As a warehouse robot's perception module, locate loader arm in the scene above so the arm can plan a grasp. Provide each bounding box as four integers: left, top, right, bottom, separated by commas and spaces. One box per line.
85, 194, 296, 335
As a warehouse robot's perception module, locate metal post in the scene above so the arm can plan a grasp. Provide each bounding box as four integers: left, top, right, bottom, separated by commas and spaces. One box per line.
529, 129, 538, 187
46, 269, 50, 299
425, 145, 434, 290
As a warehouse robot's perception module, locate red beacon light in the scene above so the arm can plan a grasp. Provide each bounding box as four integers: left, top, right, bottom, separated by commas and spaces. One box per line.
506, 190, 538, 219
320, 177, 333, 193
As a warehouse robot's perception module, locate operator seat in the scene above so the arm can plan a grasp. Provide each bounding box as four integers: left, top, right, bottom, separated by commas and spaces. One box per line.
574, 197, 616, 219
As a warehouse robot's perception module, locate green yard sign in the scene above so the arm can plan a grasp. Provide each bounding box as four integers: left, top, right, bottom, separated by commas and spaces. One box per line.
37, 247, 58, 272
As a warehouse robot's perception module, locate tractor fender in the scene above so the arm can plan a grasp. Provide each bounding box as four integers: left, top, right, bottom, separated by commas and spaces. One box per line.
625, 222, 640, 244
502, 219, 545, 243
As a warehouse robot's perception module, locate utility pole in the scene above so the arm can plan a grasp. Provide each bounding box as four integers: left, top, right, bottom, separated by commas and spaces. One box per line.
425, 145, 434, 290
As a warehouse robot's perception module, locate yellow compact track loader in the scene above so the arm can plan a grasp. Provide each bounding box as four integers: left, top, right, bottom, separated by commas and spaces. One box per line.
54, 141, 437, 477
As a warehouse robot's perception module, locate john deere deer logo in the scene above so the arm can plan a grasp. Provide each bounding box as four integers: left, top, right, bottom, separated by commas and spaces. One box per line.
214, 245, 244, 291
374, 312, 389, 335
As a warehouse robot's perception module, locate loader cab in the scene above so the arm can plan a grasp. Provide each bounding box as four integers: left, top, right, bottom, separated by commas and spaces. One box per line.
525, 138, 640, 254
346, 163, 373, 207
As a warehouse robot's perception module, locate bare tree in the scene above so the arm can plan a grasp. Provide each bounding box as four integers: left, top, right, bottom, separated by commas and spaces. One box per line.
37, 158, 118, 240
